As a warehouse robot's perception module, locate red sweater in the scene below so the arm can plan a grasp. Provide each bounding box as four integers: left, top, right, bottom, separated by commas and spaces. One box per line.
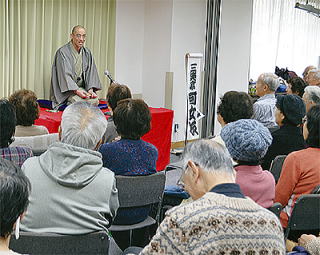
275, 147, 320, 227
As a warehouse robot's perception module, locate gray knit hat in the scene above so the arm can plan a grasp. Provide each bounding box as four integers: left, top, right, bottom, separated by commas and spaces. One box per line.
221, 119, 272, 162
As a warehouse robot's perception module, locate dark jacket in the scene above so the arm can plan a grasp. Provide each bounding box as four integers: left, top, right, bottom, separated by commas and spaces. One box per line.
262, 125, 305, 170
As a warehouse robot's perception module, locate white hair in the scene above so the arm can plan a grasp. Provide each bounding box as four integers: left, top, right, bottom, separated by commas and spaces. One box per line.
258, 73, 280, 91
61, 101, 107, 150
182, 139, 235, 177
304, 86, 320, 105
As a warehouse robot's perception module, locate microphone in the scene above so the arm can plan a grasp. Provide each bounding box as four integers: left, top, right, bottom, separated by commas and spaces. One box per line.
104, 70, 115, 84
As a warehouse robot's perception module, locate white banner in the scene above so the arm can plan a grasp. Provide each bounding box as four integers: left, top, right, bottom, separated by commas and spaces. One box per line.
185, 53, 204, 140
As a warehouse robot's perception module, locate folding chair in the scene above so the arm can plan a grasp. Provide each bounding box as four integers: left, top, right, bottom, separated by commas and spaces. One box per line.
267, 202, 282, 219
284, 194, 320, 240
9, 231, 110, 255
269, 155, 286, 183
109, 171, 166, 245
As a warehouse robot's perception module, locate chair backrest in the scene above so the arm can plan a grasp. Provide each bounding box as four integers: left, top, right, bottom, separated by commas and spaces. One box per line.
269, 155, 287, 183
115, 171, 166, 208
267, 202, 282, 219
311, 184, 320, 194
10, 133, 59, 156
9, 231, 109, 255
285, 194, 320, 239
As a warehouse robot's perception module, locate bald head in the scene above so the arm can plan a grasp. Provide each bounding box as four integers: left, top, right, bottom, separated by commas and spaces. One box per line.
71, 25, 86, 35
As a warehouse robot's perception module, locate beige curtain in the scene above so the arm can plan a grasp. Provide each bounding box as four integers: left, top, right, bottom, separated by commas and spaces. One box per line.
0, 0, 116, 99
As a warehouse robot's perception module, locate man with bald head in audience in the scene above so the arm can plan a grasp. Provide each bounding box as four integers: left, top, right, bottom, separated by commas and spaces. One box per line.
20, 101, 119, 235
253, 73, 280, 128
50, 25, 101, 107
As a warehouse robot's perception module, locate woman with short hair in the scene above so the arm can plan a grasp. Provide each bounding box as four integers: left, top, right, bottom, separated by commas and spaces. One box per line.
275, 105, 320, 230
0, 159, 31, 255
0, 99, 33, 167
9, 89, 49, 137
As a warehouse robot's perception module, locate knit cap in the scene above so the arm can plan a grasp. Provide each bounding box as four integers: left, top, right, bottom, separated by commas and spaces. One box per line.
276, 94, 306, 126
221, 119, 272, 162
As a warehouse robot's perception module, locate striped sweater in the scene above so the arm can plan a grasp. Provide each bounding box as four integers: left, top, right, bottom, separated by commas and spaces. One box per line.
140, 192, 285, 254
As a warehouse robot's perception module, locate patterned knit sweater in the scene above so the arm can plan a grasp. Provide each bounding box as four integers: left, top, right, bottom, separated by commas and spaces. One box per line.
140, 192, 285, 254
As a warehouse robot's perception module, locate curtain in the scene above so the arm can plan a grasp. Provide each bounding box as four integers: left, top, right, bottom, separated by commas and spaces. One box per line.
250, 0, 320, 80
201, 0, 222, 138
0, 0, 116, 99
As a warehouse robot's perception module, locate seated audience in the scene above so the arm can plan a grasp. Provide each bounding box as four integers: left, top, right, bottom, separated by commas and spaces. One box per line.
302, 65, 316, 80
0, 100, 33, 167
303, 86, 320, 112
262, 95, 306, 170
138, 140, 285, 254
20, 101, 119, 234
221, 119, 275, 208
275, 105, 320, 229
103, 83, 132, 143
305, 69, 320, 86
0, 159, 31, 255
253, 73, 280, 128
214, 91, 253, 146
9, 89, 49, 137
99, 99, 157, 177
287, 77, 307, 98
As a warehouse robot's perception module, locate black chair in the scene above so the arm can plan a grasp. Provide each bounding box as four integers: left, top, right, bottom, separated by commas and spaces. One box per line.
109, 171, 166, 245
9, 231, 110, 255
267, 202, 282, 219
269, 155, 287, 183
284, 194, 320, 240
311, 184, 320, 194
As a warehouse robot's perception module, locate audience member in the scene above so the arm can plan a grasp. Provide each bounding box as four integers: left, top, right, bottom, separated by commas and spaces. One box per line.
0, 158, 30, 255
99, 99, 157, 225
214, 91, 253, 146
287, 77, 307, 98
253, 73, 280, 128
302, 65, 316, 80
262, 95, 306, 170
0, 100, 33, 167
103, 83, 132, 143
99, 99, 157, 177
305, 69, 320, 86
221, 119, 275, 208
298, 234, 320, 255
8, 89, 49, 137
20, 101, 119, 234
138, 140, 285, 254
275, 105, 320, 231
303, 86, 320, 112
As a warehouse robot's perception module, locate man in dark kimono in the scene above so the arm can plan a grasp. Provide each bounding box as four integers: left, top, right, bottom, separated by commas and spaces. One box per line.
50, 25, 102, 107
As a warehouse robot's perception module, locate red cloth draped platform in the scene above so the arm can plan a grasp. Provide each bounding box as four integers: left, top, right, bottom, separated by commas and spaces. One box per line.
35, 107, 174, 171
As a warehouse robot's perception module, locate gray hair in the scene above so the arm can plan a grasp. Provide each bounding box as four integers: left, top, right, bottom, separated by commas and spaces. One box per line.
61, 101, 107, 150
258, 73, 280, 91
182, 139, 234, 176
304, 86, 320, 104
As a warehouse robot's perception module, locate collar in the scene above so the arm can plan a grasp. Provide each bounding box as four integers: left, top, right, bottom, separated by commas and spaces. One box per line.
257, 93, 275, 101
234, 164, 263, 173
209, 183, 245, 198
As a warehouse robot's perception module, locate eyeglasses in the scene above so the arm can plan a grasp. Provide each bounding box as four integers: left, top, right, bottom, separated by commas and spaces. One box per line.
74, 34, 86, 39
176, 162, 199, 189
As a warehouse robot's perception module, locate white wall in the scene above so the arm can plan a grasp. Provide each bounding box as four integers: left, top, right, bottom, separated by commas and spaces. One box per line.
115, 0, 252, 142
170, 0, 207, 142
115, 0, 145, 94
214, 0, 253, 135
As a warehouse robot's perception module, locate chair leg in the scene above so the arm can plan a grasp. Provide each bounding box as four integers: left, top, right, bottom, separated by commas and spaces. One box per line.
129, 229, 132, 246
